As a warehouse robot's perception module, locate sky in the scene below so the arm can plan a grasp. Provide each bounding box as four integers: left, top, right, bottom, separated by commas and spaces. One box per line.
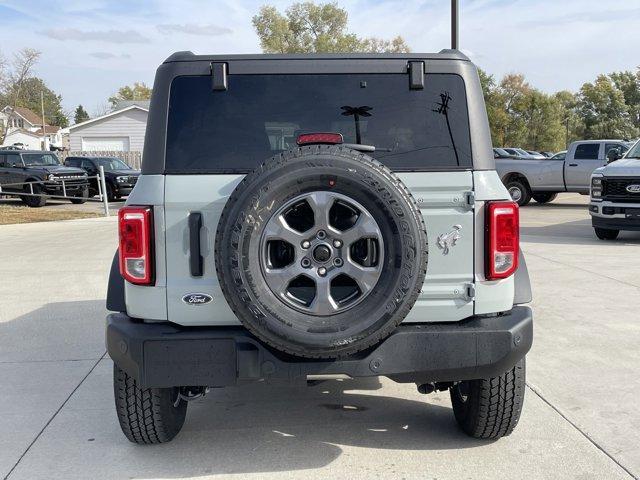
0, 0, 639, 117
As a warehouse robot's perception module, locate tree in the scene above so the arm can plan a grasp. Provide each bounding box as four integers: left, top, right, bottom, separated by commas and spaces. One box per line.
477, 69, 566, 152
108, 82, 152, 108
554, 90, 583, 148
1, 48, 41, 141
577, 75, 638, 139
252, 2, 411, 54
609, 69, 640, 129
74, 105, 90, 124
4, 76, 68, 127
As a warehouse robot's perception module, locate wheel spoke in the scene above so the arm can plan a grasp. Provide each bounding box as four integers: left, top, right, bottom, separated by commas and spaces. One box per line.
341, 211, 380, 246
305, 191, 335, 231
341, 258, 381, 293
308, 276, 338, 315
263, 214, 305, 245
263, 263, 305, 297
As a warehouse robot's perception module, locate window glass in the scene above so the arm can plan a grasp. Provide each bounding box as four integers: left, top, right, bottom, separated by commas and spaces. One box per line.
574, 143, 600, 160
166, 73, 473, 173
6, 154, 22, 167
625, 141, 640, 159
22, 153, 59, 166
95, 158, 130, 170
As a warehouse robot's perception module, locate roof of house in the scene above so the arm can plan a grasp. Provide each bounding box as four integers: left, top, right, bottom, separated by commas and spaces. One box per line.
68, 104, 149, 131
34, 126, 61, 135
2, 106, 44, 126
115, 100, 151, 110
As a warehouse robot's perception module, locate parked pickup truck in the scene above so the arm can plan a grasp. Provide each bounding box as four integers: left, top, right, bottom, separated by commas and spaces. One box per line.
0, 149, 89, 207
496, 140, 633, 205
590, 139, 640, 240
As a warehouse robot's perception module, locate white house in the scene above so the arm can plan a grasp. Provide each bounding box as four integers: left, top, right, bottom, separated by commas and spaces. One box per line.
67, 103, 149, 152
0, 106, 63, 150
2, 129, 42, 150
0, 106, 43, 132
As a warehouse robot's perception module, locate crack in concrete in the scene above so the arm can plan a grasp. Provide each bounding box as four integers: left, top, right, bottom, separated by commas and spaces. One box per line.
3, 352, 106, 480
526, 383, 637, 480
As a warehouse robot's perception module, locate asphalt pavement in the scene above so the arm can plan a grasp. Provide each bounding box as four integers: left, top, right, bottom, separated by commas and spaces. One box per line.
0, 194, 638, 480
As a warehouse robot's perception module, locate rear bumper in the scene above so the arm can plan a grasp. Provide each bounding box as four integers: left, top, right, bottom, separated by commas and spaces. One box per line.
107, 307, 533, 388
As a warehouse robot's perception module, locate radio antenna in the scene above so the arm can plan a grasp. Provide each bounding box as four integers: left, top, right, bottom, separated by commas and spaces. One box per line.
451, 0, 459, 50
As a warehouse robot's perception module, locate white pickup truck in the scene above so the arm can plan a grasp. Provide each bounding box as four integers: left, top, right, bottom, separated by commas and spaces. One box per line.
590, 139, 640, 240
496, 140, 633, 205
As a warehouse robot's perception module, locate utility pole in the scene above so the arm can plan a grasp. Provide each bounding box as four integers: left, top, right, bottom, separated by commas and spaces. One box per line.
41, 91, 47, 150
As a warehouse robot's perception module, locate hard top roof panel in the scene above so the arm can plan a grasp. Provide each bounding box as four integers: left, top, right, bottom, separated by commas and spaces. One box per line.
163, 49, 470, 64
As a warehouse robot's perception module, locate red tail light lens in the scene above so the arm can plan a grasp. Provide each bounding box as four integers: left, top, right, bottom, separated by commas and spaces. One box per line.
296, 132, 344, 146
486, 201, 519, 280
118, 206, 154, 285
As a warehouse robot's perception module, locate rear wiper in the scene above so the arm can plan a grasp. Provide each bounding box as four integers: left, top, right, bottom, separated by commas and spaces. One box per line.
342, 143, 394, 153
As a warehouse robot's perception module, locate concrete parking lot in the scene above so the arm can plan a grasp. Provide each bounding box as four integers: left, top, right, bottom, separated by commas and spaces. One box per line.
0, 193, 638, 480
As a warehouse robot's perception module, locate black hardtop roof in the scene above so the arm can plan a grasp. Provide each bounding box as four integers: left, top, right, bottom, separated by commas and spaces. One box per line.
163, 49, 469, 64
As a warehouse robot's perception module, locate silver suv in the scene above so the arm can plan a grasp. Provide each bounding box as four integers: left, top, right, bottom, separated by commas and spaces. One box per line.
105, 51, 533, 444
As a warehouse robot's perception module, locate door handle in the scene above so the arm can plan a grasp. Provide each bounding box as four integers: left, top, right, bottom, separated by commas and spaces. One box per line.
569, 163, 578, 167
188, 212, 203, 277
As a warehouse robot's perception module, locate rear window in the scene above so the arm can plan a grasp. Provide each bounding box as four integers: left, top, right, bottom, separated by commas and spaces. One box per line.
166, 73, 472, 173
574, 143, 600, 160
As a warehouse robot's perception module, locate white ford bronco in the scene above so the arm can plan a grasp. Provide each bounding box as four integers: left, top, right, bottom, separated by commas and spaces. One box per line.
106, 49, 533, 444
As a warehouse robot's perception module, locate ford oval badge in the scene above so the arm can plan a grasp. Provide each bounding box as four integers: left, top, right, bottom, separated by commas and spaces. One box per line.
182, 293, 213, 305
626, 184, 640, 193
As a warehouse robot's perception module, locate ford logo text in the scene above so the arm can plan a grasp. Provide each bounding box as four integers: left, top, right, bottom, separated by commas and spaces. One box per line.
625, 184, 640, 193
181, 293, 213, 305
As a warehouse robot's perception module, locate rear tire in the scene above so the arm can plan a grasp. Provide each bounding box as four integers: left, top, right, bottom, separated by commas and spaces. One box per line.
106, 183, 117, 202
505, 180, 531, 206
532, 192, 557, 204
450, 358, 526, 439
594, 227, 619, 240
21, 183, 47, 208
113, 365, 187, 445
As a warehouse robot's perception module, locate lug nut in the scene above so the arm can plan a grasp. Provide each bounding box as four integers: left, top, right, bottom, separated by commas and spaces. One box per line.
301, 240, 311, 249
301, 258, 311, 268
333, 258, 343, 267
317, 267, 327, 276
316, 230, 327, 240
333, 239, 342, 248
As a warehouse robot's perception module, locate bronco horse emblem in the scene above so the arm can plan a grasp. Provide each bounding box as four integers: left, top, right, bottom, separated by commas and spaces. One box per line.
437, 225, 462, 255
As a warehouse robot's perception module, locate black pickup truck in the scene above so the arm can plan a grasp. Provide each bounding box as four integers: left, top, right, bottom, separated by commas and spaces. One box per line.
0, 150, 89, 207
64, 156, 139, 201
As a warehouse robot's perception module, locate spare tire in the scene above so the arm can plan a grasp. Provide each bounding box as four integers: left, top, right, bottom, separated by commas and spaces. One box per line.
215, 145, 428, 358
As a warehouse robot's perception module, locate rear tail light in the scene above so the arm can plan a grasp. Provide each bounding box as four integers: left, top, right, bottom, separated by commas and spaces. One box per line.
486, 201, 519, 280
297, 132, 344, 146
118, 206, 154, 285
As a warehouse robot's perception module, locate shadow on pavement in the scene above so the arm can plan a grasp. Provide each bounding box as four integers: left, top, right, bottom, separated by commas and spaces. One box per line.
2, 301, 489, 478
110, 378, 488, 477
521, 219, 640, 245
523, 200, 589, 209
0, 300, 107, 363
